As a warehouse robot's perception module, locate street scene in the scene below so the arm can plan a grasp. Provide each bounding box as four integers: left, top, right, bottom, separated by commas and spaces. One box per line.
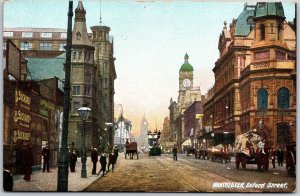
2, 0, 297, 193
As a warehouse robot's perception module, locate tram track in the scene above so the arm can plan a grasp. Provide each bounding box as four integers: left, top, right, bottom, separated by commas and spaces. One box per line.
157, 155, 260, 192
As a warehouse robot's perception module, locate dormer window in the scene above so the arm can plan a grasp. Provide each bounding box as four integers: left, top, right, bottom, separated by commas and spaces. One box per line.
259, 24, 265, 41
76, 31, 81, 40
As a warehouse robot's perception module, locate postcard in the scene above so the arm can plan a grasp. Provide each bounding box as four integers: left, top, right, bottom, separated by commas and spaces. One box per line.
2, 0, 297, 193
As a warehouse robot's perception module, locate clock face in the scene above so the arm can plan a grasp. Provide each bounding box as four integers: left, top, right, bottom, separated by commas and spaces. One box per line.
182, 78, 191, 88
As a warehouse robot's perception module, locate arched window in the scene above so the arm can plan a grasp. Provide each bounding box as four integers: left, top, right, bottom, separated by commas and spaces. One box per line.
259, 24, 265, 41
257, 88, 268, 110
278, 23, 283, 40
278, 87, 290, 109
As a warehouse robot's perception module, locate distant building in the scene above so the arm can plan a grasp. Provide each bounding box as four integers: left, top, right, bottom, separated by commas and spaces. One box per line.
3, 27, 67, 58
114, 117, 132, 152
169, 53, 202, 151
136, 115, 149, 151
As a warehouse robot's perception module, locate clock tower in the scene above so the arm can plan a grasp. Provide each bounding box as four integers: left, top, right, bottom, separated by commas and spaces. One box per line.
179, 53, 193, 92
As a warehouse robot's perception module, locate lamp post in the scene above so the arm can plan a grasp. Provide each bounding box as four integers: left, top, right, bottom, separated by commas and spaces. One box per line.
118, 104, 123, 149
78, 106, 91, 178
57, 1, 73, 191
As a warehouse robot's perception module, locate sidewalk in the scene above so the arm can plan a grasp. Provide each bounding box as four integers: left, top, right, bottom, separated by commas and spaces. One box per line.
12, 156, 112, 192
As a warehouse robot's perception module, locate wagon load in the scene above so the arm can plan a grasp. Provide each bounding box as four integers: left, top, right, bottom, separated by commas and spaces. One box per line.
234, 130, 269, 171
208, 144, 231, 163
235, 131, 262, 157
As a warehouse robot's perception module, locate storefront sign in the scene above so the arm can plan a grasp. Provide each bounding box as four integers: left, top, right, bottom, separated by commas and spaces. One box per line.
40, 99, 55, 117
12, 130, 31, 143
13, 89, 32, 143
15, 90, 31, 110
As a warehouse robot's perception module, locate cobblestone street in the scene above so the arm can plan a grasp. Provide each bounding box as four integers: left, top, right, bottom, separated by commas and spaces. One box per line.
85, 153, 296, 192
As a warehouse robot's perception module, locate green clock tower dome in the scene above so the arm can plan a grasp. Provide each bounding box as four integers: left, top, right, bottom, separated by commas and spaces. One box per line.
180, 53, 193, 72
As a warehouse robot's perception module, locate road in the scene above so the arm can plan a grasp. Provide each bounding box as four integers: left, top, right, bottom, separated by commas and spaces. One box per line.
85, 153, 296, 192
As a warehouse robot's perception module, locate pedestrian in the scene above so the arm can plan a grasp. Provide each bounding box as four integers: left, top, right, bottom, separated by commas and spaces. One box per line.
15, 142, 23, 174
41, 143, 51, 172
271, 148, 276, 169
23, 142, 33, 181
108, 151, 116, 172
277, 146, 284, 166
98, 153, 107, 176
69, 142, 79, 157
172, 145, 178, 161
91, 146, 98, 175
3, 169, 13, 191
114, 146, 119, 163
69, 150, 77, 172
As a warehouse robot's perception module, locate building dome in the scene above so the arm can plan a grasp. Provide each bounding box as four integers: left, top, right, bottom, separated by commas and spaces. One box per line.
254, 2, 285, 20
234, 4, 255, 36
180, 53, 193, 72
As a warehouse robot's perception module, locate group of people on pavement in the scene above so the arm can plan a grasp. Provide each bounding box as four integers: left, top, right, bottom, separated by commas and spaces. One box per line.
270, 146, 285, 168
90, 145, 119, 176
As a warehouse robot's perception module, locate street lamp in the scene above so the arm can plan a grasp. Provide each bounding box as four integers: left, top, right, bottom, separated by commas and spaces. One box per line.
57, 1, 73, 192
78, 106, 91, 178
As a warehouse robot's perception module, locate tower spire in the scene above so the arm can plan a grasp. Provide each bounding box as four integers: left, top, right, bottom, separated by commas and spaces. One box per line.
99, 0, 102, 25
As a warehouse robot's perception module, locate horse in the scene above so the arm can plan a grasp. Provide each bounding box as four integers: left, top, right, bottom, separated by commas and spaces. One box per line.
125, 142, 138, 160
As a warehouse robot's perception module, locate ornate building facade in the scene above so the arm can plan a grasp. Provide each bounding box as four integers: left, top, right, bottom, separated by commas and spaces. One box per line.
68, 1, 99, 151
203, 2, 296, 148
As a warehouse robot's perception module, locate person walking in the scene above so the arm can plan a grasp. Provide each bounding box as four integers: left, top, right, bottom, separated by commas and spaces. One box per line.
172, 145, 178, 161
277, 147, 284, 166
91, 146, 98, 175
271, 148, 276, 169
69, 150, 77, 172
114, 146, 119, 163
108, 152, 116, 173
23, 142, 33, 181
41, 143, 51, 172
98, 153, 107, 176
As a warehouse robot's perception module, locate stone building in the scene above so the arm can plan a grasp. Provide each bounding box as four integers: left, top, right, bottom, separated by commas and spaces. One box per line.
203, 2, 296, 148
136, 115, 149, 151
68, 1, 99, 151
169, 54, 202, 151
90, 25, 117, 152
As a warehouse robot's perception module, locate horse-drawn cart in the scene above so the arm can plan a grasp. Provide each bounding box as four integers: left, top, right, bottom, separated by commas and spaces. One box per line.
208, 144, 231, 163
235, 130, 269, 172
125, 142, 138, 159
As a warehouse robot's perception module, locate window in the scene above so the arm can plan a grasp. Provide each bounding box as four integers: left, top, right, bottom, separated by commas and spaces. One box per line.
257, 88, 268, 111
104, 78, 108, 89
276, 50, 286, 60
254, 51, 269, 61
20, 42, 33, 50
259, 24, 265, 41
76, 31, 81, 40
4, 32, 13, 37
59, 43, 65, 51
278, 87, 290, 109
84, 86, 90, 95
73, 86, 81, 95
104, 63, 108, 74
278, 23, 283, 40
22, 32, 33, 38
73, 102, 80, 113
40, 42, 52, 50
3, 41, 6, 50
61, 33, 67, 38
270, 23, 274, 34
40, 32, 52, 38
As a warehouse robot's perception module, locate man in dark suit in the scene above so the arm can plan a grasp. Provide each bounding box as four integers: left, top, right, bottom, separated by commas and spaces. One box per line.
42, 143, 51, 172
90, 146, 98, 175
98, 153, 107, 176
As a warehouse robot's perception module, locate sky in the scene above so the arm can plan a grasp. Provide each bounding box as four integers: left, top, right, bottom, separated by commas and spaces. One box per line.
2, 0, 296, 134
